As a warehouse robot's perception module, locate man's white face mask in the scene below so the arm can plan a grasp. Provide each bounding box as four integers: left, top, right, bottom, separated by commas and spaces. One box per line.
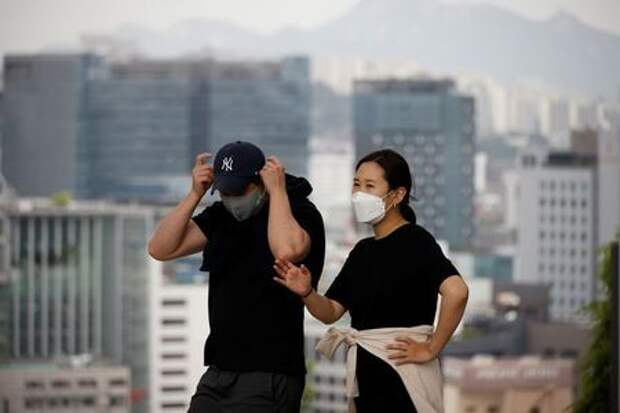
351, 190, 394, 225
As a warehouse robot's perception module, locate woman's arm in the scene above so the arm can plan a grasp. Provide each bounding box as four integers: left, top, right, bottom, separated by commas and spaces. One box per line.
429, 275, 469, 355
387, 275, 468, 364
273, 259, 346, 324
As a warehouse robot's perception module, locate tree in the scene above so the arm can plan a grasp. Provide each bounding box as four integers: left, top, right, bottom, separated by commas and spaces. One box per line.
50, 191, 72, 207
572, 232, 618, 413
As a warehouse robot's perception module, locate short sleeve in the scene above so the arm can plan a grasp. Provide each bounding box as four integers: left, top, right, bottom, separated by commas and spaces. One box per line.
191, 205, 211, 238
325, 246, 360, 311
290, 199, 325, 289
422, 230, 460, 290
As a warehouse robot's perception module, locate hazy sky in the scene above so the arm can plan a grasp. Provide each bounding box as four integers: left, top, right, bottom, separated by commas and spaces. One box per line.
1, 0, 619, 55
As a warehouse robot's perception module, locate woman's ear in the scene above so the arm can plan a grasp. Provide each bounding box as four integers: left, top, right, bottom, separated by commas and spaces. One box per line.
395, 187, 407, 205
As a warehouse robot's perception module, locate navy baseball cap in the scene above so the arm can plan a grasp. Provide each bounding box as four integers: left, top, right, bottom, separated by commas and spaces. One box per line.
211, 141, 266, 195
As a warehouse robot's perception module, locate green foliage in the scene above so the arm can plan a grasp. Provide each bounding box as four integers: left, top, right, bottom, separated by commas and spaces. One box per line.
572, 233, 618, 413
50, 191, 72, 206
301, 360, 317, 412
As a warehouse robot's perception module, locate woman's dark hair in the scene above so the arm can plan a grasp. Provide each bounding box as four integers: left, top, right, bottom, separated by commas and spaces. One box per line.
355, 149, 417, 224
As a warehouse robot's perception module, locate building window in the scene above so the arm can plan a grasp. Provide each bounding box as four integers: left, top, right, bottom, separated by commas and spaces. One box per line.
109, 396, 126, 407
162, 336, 186, 343
109, 378, 127, 387
51, 380, 70, 388
162, 353, 186, 360
25, 381, 44, 389
162, 402, 187, 409
162, 299, 186, 307
162, 318, 186, 326
161, 386, 187, 393
162, 369, 187, 376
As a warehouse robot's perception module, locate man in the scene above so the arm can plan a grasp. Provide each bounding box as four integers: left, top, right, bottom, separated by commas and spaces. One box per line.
148, 141, 325, 412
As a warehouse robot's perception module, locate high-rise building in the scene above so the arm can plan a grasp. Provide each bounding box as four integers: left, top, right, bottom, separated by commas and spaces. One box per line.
597, 125, 620, 247
2, 54, 311, 202
304, 316, 348, 413
147, 251, 210, 413
515, 144, 598, 323
546, 98, 572, 148
0, 358, 131, 412
353, 79, 475, 250
207, 57, 310, 177
0, 197, 156, 413
85, 61, 200, 201
1, 54, 102, 199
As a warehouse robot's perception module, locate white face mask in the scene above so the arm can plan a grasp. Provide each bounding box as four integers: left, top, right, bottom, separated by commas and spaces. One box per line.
351, 190, 394, 224
221, 188, 266, 222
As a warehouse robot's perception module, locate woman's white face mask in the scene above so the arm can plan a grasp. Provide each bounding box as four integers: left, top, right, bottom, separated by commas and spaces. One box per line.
351, 190, 394, 225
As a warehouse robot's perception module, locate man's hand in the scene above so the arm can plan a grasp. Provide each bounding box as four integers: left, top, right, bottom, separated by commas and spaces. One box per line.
191, 153, 214, 198
386, 335, 439, 365
260, 156, 286, 195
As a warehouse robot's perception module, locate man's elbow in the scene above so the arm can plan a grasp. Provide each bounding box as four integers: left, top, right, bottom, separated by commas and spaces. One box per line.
273, 244, 309, 263
147, 240, 168, 261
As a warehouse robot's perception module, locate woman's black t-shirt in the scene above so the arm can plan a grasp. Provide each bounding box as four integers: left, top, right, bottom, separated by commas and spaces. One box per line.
325, 223, 460, 405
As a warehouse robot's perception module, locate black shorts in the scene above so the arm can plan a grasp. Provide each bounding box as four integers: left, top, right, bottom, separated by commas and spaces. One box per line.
187, 366, 305, 413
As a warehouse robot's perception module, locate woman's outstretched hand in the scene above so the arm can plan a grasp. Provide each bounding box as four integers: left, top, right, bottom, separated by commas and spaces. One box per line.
273, 258, 313, 297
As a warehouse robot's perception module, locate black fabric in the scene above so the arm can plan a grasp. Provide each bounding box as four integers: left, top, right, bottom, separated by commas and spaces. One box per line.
192, 174, 325, 376
325, 223, 460, 411
187, 366, 305, 413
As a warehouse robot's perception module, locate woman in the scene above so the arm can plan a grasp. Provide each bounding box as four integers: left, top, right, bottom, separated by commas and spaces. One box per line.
273, 149, 469, 412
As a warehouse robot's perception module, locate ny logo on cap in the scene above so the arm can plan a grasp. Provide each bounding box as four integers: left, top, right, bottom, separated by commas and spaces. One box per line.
222, 156, 234, 172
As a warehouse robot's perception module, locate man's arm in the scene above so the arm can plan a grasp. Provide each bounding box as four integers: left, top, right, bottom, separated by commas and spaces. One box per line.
147, 153, 213, 261
261, 156, 311, 263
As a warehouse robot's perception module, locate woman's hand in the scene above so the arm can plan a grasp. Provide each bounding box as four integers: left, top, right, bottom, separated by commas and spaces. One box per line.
273, 258, 312, 297
386, 335, 439, 365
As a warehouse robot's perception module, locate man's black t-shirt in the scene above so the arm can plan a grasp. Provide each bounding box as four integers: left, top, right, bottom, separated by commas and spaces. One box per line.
325, 222, 460, 404
191, 175, 325, 376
